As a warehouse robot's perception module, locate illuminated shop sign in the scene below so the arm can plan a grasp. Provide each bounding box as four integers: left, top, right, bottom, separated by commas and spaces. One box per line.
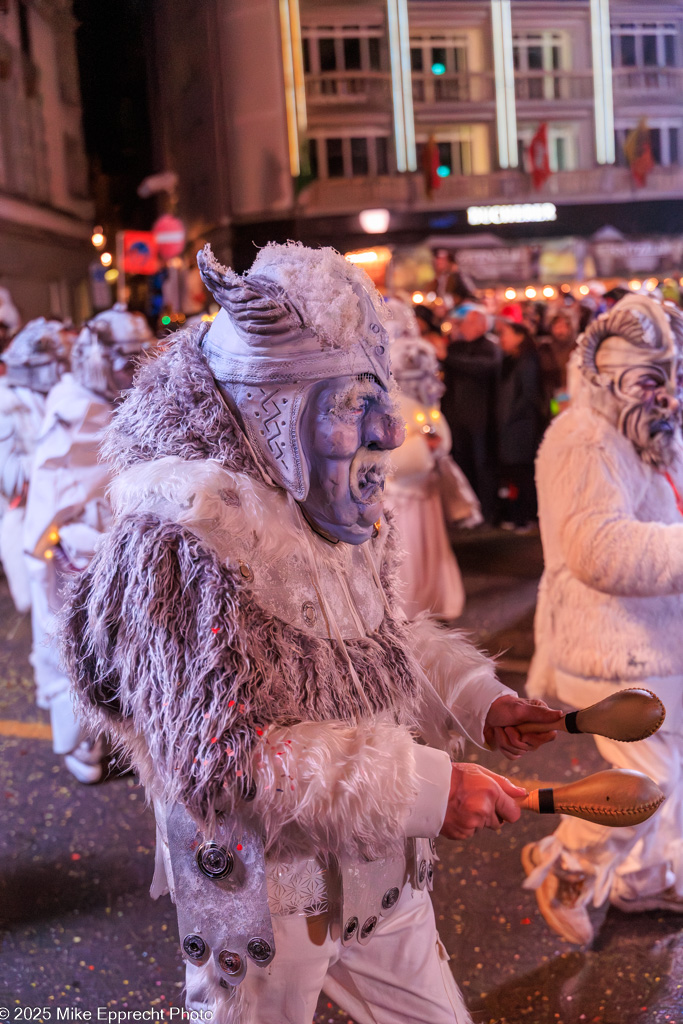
467, 203, 557, 226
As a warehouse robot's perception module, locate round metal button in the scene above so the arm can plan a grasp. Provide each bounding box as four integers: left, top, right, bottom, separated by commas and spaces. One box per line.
218, 949, 242, 975
360, 916, 377, 939
418, 859, 427, 885
382, 886, 400, 910
302, 601, 317, 626
427, 862, 434, 885
344, 916, 358, 940
182, 934, 207, 961
239, 560, 254, 582
247, 937, 273, 962
196, 841, 234, 879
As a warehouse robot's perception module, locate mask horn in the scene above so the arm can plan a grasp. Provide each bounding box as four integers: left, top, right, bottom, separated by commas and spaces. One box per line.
197, 244, 305, 343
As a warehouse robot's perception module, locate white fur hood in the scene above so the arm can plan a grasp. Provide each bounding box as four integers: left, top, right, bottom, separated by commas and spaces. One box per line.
529, 405, 683, 708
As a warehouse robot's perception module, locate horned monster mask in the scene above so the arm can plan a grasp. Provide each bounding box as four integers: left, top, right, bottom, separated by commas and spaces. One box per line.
198, 243, 403, 536
578, 294, 683, 467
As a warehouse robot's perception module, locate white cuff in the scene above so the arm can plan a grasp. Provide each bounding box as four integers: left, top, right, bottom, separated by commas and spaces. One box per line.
404, 744, 452, 838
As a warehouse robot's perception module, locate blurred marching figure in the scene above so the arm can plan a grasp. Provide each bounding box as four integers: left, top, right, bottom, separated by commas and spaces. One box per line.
524, 294, 683, 944
24, 305, 155, 783
385, 299, 481, 621
0, 286, 21, 353
0, 319, 75, 612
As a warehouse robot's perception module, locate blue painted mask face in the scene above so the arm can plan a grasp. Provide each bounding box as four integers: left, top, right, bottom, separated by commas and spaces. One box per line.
298, 374, 405, 544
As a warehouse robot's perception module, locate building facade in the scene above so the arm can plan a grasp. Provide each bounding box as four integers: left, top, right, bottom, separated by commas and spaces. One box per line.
148, 0, 683, 278
0, 0, 93, 325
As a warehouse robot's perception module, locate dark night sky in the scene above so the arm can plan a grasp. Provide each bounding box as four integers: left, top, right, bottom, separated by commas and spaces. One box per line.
73, 0, 156, 229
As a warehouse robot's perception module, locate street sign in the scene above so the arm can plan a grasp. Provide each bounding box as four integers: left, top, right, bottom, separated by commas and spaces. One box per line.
121, 231, 159, 275
153, 214, 186, 260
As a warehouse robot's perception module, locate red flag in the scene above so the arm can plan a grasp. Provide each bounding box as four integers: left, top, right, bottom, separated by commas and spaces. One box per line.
624, 119, 655, 187
529, 123, 551, 189
422, 135, 440, 198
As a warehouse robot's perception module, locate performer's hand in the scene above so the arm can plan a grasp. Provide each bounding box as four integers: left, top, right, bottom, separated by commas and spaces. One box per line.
440, 763, 526, 840
484, 694, 563, 759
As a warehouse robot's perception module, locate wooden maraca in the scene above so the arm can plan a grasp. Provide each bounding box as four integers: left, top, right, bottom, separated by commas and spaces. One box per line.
516, 768, 664, 826
518, 688, 665, 742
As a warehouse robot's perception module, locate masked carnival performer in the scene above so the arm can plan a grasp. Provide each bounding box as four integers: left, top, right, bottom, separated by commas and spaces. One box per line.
384, 300, 480, 621
525, 294, 683, 944
26, 305, 155, 783
0, 318, 75, 612
61, 245, 560, 1023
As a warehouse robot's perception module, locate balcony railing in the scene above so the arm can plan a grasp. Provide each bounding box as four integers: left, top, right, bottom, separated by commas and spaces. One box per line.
514, 70, 594, 102
305, 71, 391, 106
298, 164, 683, 214
411, 71, 494, 105
612, 67, 683, 94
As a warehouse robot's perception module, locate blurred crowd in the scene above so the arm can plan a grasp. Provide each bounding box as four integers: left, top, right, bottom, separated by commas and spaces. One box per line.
401, 247, 681, 533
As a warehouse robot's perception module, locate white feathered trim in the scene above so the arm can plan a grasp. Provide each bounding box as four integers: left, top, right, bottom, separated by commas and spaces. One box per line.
409, 616, 511, 749
252, 717, 419, 861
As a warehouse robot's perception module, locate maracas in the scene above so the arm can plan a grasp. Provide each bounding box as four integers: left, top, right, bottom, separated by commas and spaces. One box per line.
516, 768, 664, 826
518, 688, 665, 742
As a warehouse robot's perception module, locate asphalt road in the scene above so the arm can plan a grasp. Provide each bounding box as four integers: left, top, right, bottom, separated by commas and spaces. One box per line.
1, 532, 682, 1024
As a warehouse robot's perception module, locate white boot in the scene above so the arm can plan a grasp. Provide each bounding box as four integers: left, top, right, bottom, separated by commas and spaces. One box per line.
64, 736, 106, 785
522, 839, 595, 945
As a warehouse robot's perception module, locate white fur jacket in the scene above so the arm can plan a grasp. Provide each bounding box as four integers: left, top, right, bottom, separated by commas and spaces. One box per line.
527, 403, 683, 730
60, 330, 511, 863
24, 373, 114, 569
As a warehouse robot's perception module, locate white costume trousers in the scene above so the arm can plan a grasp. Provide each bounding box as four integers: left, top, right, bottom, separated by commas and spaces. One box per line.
553, 729, 683, 901
0, 505, 31, 612
186, 884, 471, 1024
27, 558, 83, 755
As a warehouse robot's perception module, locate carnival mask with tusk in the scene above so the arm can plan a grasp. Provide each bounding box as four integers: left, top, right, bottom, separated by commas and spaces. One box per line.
578, 294, 683, 467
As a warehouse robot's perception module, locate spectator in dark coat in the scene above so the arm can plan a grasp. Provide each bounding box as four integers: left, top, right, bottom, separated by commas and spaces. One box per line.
441, 305, 501, 523
497, 321, 545, 529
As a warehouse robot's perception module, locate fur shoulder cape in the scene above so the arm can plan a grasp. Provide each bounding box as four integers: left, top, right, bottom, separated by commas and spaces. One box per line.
60, 328, 424, 833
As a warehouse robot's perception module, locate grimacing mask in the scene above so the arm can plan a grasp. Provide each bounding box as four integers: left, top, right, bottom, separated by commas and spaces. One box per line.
198, 242, 405, 542
579, 294, 683, 467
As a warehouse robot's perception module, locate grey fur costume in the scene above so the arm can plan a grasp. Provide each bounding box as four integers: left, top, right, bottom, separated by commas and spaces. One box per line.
59, 326, 508, 1014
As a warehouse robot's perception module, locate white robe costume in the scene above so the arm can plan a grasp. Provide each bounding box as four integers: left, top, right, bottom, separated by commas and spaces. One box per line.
0, 381, 46, 611
24, 373, 113, 754
526, 295, 683, 911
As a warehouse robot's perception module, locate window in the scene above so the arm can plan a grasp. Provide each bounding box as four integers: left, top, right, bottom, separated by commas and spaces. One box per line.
319, 38, 336, 72
611, 22, 678, 69
310, 135, 392, 177
326, 138, 344, 177
344, 37, 361, 70
302, 23, 385, 78
64, 134, 89, 199
351, 138, 368, 176
518, 124, 578, 173
376, 137, 388, 175
368, 37, 380, 70
643, 34, 657, 67
615, 121, 681, 166
417, 130, 475, 177
670, 127, 679, 165
308, 137, 318, 179
410, 33, 468, 78
513, 31, 568, 100
621, 35, 636, 66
